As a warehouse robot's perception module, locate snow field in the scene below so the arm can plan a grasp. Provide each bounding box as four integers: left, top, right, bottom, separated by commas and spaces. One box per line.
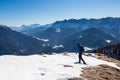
0, 53, 119, 80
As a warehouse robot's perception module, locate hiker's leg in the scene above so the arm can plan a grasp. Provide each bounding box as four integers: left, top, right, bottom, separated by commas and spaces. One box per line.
81, 55, 86, 64
78, 54, 81, 63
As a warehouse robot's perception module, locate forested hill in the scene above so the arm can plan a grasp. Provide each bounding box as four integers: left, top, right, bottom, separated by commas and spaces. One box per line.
93, 44, 120, 60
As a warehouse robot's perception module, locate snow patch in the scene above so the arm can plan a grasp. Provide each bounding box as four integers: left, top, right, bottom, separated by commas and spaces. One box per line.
79, 35, 83, 38
36, 38, 49, 42
56, 28, 61, 32
32, 36, 49, 42
52, 45, 64, 49
39, 39, 49, 42
42, 44, 50, 47
106, 40, 111, 43
84, 47, 92, 51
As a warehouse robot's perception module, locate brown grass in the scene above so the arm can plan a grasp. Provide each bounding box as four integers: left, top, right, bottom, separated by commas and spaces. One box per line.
84, 53, 120, 67
69, 64, 120, 80
94, 53, 120, 67
81, 64, 120, 80
84, 53, 93, 56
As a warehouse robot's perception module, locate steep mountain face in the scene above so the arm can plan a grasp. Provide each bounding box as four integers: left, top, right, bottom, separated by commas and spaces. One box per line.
0, 25, 44, 55
93, 44, 120, 60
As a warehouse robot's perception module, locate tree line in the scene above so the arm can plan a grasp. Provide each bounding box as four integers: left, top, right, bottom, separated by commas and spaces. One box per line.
93, 44, 120, 60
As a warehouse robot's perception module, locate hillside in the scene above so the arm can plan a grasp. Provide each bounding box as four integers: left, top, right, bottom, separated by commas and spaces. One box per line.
0, 25, 44, 55
93, 43, 120, 60
0, 40, 21, 55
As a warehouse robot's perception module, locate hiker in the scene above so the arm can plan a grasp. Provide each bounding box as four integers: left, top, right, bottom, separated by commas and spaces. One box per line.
76, 43, 86, 64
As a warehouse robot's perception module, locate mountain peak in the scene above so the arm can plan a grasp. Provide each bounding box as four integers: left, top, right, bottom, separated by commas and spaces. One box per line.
0, 25, 9, 28
0, 25, 12, 31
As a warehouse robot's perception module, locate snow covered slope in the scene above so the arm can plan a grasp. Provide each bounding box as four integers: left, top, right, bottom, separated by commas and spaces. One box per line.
0, 53, 119, 80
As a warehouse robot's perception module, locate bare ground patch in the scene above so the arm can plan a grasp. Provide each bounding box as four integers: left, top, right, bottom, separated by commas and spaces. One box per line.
81, 64, 120, 80
69, 64, 120, 80
84, 53, 120, 67
93, 53, 120, 67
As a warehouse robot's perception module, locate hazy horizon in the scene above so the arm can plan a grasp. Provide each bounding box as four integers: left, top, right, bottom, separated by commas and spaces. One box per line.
2, 16, 120, 27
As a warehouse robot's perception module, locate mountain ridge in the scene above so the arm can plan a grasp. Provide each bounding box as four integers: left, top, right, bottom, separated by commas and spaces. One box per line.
9, 17, 120, 53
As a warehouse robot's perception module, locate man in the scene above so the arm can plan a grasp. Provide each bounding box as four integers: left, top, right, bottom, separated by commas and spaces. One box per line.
76, 43, 86, 64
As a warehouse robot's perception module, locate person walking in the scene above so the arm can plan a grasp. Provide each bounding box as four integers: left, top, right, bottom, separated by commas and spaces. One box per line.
76, 43, 86, 64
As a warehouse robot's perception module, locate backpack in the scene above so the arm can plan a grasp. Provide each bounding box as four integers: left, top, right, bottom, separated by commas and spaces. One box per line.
80, 46, 84, 52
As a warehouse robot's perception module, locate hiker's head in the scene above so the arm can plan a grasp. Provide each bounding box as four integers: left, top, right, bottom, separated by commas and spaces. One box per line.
76, 42, 81, 47
80, 44, 83, 46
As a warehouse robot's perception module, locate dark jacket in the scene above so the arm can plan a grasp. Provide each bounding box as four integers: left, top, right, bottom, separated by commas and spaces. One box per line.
76, 43, 84, 54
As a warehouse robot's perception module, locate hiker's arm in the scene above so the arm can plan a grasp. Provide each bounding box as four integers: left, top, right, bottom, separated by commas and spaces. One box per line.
76, 49, 78, 54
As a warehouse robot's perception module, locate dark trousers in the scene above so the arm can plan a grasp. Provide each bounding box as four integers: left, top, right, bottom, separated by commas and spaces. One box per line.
78, 53, 86, 64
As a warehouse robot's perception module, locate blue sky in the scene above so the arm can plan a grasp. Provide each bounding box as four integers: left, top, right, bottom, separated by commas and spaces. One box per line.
0, 0, 120, 26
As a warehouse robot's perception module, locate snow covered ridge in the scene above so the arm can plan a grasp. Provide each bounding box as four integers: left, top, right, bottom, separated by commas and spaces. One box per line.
0, 53, 119, 80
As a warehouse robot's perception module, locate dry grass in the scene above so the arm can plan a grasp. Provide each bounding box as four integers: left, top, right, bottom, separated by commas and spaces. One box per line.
84, 53, 120, 67
69, 64, 120, 80
84, 53, 93, 56
81, 64, 120, 80
94, 53, 120, 67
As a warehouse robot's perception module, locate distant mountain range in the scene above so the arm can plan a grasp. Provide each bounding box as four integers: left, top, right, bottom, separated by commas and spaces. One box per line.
0, 17, 119, 54
11, 24, 41, 34
11, 17, 120, 52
